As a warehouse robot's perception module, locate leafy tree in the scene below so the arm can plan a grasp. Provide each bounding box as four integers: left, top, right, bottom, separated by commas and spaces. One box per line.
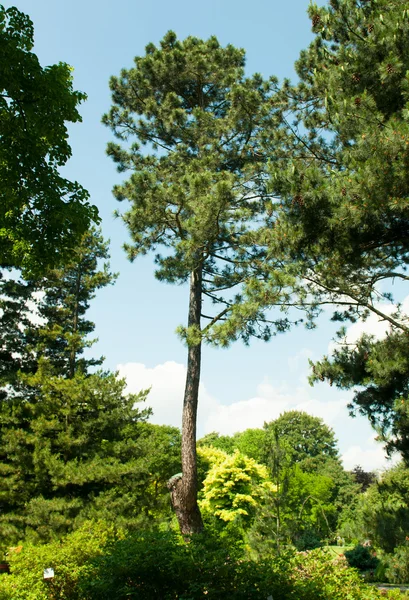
357, 462, 409, 553
197, 432, 236, 455
198, 428, 266, 463
104, 32, 280, 534
264, 411, 340, 472
352, 465, 376, 493
0, 5, 98, 275
249, 426, 337, 555
198, 447, 273, 535
231, 428, 266, 463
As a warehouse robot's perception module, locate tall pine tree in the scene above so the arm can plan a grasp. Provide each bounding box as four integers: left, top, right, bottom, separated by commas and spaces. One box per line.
104, 32, 281, 534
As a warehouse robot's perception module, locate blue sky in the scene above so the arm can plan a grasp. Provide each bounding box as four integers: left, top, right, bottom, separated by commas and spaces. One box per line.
7, 0, 398, 470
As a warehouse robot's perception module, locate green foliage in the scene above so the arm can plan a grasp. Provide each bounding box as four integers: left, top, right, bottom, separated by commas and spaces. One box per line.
198, 447, 273, 528
289, 0, 409, 457
0, 526, 392, 599
264, 411, 340, 471
344, 544, 379, 572
29, 227, 117, 378
198, 429, 266, 465
311, 331, 409, 461
0, 365, 153, 547
197, 432, 236, 454
382, 543, 409, 584
0, 521, 120, 600
103, 31, 283, 347
0, 5, 98, 275
288, 549, 386, 600
359, 463, 409, 553
221, 0, 409, 457
249, 464, 336, 557
104, 30, 282, 534
0, 276, 37, 399
0, 228, 115, 403
78, 531, 293, 600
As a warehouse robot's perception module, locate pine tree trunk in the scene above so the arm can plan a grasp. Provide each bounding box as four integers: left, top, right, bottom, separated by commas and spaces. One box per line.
168, 267, 204, 536
68, 266, 81, 379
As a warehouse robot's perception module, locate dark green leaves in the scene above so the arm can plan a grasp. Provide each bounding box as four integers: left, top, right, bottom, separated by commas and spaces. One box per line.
0, 5, 98, 275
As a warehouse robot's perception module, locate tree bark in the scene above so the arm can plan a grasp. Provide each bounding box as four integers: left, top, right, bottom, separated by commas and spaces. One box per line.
168, 266, 204, 536
68, 266, 81, 379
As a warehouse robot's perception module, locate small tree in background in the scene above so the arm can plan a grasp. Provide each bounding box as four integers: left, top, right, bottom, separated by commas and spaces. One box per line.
30, 227, 116, 378
264, 411, 340, 472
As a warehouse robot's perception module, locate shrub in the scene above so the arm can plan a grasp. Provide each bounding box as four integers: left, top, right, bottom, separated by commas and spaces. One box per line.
345, 544, 379, 571
0, 526, 393, 600
79, 531, 293, 600
0, 521, 119, 600
382, 544, 409, 584
289, 549, 383, 600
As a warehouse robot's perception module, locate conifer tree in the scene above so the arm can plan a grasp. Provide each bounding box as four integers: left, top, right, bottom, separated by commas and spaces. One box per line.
104, 33, 280, 534
225, 0, 409, 458
0, 228, 115, 401
0, 229, 180, 544
31, 227, 116, 378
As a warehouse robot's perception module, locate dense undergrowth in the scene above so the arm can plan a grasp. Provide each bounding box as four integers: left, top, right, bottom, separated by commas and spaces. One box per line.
0, 522, 406, 600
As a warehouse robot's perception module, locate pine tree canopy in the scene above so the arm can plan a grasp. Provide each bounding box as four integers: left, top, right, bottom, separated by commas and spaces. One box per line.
228, 0, 409, 459
103, 31, 289, 346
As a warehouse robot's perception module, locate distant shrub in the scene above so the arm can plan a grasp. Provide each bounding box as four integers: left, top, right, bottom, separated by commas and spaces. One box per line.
289, 549, 383, 600
293, 530, 322, 551
345, 544, 379, 571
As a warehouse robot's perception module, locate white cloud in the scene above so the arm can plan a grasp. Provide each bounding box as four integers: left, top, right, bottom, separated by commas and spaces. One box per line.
341, 433, 399, 472
117, 361, 218, 429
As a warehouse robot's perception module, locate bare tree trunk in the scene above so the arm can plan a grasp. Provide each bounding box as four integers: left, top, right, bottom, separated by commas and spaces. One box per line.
168, 267, 204, 536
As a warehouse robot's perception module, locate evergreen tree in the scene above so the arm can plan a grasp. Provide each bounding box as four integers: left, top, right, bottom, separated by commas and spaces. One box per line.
224, 0, 409, 457
104, 32, 281, 534
0, 228, 115, 403
0, 364, 152, 545
0, 229, 181, 545
31, 227, 116, 378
